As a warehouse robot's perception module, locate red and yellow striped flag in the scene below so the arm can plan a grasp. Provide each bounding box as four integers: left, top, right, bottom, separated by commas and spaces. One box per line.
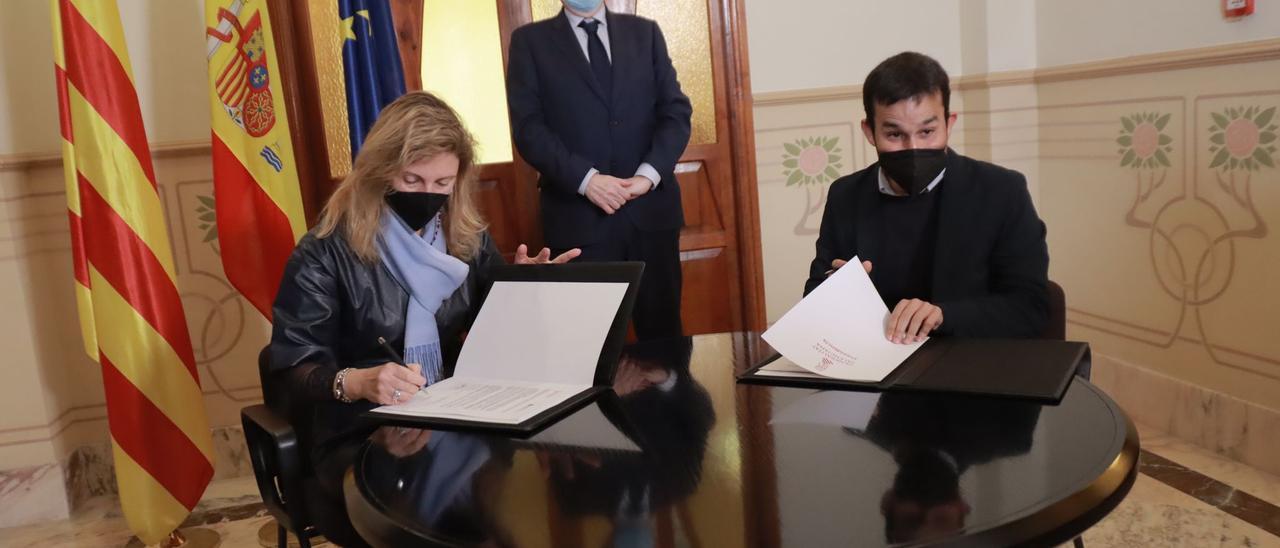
205, 0, 307, 319
52, 0, 214, 543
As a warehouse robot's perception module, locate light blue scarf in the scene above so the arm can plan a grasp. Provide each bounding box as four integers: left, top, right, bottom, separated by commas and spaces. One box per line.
377, 208, 469, 385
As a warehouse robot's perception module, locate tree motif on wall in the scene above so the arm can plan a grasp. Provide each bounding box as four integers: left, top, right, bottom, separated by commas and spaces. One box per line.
782, 136, 842, 235
1118, 112, 1173, 228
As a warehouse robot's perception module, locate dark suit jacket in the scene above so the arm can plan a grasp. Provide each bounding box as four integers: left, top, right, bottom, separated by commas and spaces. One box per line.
507, 9, 692, 248
804, 151, 1050, 337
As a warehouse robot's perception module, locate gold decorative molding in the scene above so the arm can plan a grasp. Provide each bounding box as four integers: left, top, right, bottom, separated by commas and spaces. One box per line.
0, 139, 213, 172
307, 0, 353, 179
753, 38, 1280, 107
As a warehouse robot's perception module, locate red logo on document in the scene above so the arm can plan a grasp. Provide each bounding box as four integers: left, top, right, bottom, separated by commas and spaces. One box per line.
816, 357, 833, 372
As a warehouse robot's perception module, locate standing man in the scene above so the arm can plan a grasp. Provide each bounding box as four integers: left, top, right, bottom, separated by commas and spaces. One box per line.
507, 0, 692, 339
806, 52, 1050, 343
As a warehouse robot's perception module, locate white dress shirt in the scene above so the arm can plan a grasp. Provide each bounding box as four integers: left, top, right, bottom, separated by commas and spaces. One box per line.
877, 167, 945, 196
563, 8, 662, 195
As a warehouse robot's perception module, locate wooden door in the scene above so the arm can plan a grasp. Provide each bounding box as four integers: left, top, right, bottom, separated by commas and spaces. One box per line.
272, 0, 765, 334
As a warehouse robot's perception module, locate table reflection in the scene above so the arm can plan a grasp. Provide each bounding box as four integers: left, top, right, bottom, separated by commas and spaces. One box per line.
861, 392, 1040, 544
545, 337, 714, 546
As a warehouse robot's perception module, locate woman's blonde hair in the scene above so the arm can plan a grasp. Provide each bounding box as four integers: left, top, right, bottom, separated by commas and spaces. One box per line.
315, 91, 487, 262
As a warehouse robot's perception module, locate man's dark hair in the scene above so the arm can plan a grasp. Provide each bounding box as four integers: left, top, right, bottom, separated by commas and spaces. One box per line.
862, 52, 951, 129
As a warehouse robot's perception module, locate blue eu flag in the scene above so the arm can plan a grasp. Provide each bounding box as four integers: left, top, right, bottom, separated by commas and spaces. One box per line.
340, 0, 406, 155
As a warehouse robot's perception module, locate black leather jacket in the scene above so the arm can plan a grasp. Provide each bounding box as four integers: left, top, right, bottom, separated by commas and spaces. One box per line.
268, 228, 504, 462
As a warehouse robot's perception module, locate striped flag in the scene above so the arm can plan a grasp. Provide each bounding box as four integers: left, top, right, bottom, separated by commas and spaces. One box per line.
52, 0, 214, 544
205, 0, 307, 320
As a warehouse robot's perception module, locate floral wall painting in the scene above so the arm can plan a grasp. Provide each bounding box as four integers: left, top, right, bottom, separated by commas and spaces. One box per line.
781, 135, 843, 235
1118, 104, 1275, 373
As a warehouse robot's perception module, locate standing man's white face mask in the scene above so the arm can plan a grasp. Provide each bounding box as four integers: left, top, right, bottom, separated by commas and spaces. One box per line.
562, 0, 605, 17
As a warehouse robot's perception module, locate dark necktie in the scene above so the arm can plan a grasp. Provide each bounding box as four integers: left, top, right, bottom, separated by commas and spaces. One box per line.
578, 19, 612, 98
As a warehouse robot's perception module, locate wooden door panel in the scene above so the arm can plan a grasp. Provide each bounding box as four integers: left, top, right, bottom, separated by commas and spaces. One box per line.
675, 158, 736, 334
474, 163, 528, 260
680, 248, 734, 334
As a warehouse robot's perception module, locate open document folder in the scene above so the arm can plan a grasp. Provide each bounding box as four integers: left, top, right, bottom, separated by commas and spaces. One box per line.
367, 262, 644, 435
739, 256, 1089, 402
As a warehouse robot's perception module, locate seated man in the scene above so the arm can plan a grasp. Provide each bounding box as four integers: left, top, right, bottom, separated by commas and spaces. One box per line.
805, 51, 1049, 343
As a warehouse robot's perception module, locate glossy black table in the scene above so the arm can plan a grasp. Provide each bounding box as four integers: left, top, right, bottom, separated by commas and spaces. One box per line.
345, 333, 1138, 547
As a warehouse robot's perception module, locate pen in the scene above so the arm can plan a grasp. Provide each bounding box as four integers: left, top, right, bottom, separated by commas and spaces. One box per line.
376, 336, 407, 367
379, 337, 427, 394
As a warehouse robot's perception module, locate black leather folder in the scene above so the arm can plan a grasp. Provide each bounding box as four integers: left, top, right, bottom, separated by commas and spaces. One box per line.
738, 338, 1090, 404
365, 261, 644, 437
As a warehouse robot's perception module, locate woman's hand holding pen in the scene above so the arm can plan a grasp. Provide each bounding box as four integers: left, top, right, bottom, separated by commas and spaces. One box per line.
344, 363, 426, 405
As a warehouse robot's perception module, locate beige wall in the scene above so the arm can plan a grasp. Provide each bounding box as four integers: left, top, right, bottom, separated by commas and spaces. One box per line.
1036, 0, 1280, 67
0, 0, 209, 156
0, 0, 263, 525
743, 0, 967, 92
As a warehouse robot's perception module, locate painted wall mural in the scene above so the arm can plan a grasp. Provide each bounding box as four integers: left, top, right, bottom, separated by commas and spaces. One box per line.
1103, 98, 1277, 381
780, 135, 843, 236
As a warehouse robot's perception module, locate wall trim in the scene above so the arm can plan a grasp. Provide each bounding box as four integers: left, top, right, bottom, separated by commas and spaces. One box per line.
0, 139, 211, 173
753, 37, 1280, 106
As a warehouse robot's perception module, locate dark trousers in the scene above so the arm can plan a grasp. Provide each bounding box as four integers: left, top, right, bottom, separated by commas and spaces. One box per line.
557, 219, 683, 340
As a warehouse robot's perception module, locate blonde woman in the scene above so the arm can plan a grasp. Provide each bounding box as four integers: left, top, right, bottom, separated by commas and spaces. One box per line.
269, 91, 576, 547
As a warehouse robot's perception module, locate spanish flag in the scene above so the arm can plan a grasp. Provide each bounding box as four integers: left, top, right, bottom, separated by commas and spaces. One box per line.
52, 0, 214, 543
205, 0, 307, 320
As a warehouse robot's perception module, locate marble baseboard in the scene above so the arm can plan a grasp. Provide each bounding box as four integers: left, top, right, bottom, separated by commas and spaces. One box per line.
62, 424, 255, 514
210, 423, 254, 481
63, 441, 116, 512
1092, 352, 1280, 479
0, 463, 71, 528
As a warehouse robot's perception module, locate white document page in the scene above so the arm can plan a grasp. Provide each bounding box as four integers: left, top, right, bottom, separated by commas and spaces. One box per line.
372, 280, 628, 424
456, 281, 628, 384
375, 379, 587, 425
761, 255, 925, 382
755, 355, 827, 379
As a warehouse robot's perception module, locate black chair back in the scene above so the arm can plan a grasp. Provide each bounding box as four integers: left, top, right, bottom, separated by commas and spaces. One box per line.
1042, 280, 1066, 341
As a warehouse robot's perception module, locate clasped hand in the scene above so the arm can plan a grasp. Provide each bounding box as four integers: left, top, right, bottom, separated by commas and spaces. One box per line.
585, 173, 651, 214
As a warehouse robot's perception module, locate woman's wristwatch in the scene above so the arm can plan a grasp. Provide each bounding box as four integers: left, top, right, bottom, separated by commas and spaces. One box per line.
333, 367, 356, 403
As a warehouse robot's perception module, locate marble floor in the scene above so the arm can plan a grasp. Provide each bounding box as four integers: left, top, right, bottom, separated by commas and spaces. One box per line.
1, 423, 1277, 548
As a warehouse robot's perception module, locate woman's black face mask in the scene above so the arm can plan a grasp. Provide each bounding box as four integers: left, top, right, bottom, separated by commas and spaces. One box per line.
386, 191, 448, 231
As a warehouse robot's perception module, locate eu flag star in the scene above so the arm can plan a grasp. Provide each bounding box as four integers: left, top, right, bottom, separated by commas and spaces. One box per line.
342, 9, 372, 42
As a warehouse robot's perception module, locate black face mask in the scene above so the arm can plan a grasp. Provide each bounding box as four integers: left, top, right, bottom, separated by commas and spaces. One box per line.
877, 148, 947, 196
385, 191, 448, 231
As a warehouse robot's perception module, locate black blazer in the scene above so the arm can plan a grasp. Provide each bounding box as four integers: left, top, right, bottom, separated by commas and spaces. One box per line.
507, 9, 692, 248
804, 151, 1050, 338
